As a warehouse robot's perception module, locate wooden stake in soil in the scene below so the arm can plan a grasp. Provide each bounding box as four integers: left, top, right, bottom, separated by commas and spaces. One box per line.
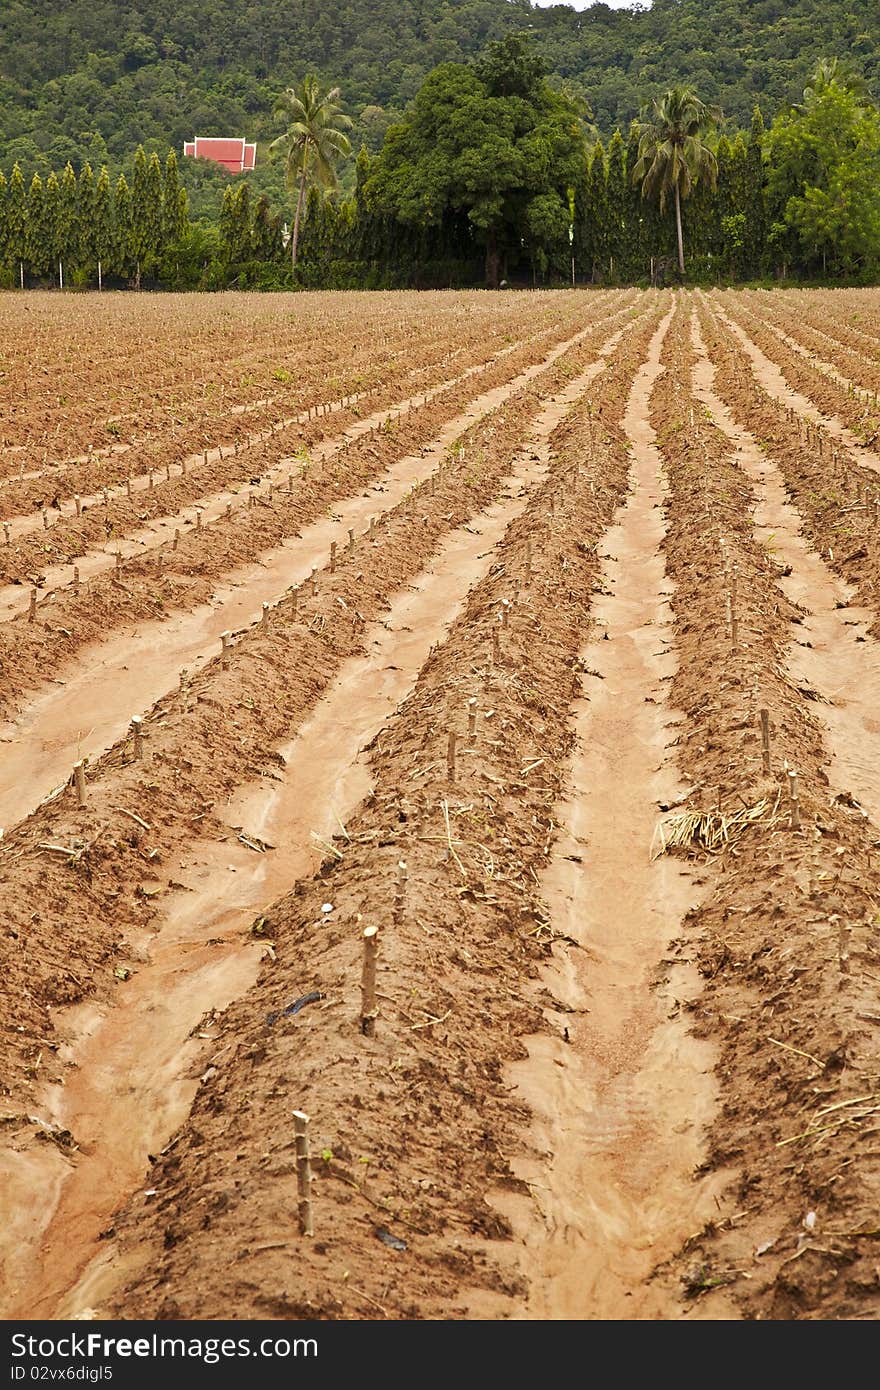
73, 566, 80, 594
42, 509, 49, 529
28, 588, 37, 622
361, 926, 380, 1038
73, 759, 86, 805
130, 715, 144, 760
3, 523, 9, 545
835, 916, 851, 976
221, 630, 231, 668
467, 697, 478, 744
74, 494, 82, 516
330, 541, 337, 573
262, 601, 270, 624
786, 766, 801, 829
173, 529, 180, 551
492, 626, 500, 663
393, 861, 407, 925
447, 729, 457, 781
348, 527, 354, 554
760, 708, 771, 774
292, 1110, 314, 1238
501, 600, 510, 630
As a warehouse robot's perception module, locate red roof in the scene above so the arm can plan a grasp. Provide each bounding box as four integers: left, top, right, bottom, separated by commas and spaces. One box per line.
183, 137, 257, 173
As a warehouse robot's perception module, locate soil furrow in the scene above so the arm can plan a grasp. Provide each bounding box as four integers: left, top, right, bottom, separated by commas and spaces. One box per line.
648, 298, 880, 1320
484, 303, 735, 1321
692, 315, 880, 822
0, 309, 661, 1320
0, 306, 650, 828
0, 299, 668, 1321
712, 297, 880, 469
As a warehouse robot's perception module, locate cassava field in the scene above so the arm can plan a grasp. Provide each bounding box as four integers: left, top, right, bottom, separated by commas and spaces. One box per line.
3, 287, 880, 1322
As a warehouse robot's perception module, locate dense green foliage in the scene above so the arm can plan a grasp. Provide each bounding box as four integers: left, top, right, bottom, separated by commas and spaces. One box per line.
1, 25, 878, 290
365, 36, 589, 286
1, 0, 878, 181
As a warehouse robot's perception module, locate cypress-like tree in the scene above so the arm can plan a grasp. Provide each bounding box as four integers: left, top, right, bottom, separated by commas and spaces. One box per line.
78, 162, 95, 284
220, 184, 253, 264
113, 172, 133, 280
44, 171, 63, 284
744, 107, 767, 277
604, 130, 627, 281
130, 146, 150, 286
26, 173, 49, 279
59, 161, 80, 282
251, 194, 285, 262
162, 150, 188, 245
579, 139, 606, 281
0, 170, 8, 270
8, 164, 27, 286
92, 166, 114, 288
146, 151, 164, 256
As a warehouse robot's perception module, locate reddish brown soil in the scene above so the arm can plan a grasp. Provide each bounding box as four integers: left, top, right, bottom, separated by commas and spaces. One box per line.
4, 288, 880, 1323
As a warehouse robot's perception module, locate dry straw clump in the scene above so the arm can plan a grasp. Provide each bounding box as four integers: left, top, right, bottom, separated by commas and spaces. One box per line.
651, 792, 781, 859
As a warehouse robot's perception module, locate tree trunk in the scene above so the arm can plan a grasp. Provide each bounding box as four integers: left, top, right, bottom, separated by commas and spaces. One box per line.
485, 228, 500, 289
291, 164, 308, 272
674, 183, 685, 277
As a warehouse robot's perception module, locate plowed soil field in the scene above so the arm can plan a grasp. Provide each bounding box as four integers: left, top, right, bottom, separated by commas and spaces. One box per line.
3, 287, 880, 1322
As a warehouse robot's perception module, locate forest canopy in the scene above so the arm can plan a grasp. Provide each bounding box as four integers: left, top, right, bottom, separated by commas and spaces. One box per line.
1, 0, 878, 178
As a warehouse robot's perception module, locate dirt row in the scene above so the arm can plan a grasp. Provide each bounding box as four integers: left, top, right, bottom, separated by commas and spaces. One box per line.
95, 312, 656, 1324
0, 301, 644, 730
649, 302, 880, 1319
2, 292, 594, 459
0, 294, 628, 513
716, 293, 880, 446
732, 291, 880, 399
0, 301, 663, 1126
0, 300, 666, 1321
734, 289, 880, 370
699, 299, 880, 643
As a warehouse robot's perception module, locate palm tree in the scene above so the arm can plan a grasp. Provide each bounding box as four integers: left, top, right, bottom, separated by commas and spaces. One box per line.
270, 75, 352, 272
800, 57, 869, 109
633, 85, 721, 277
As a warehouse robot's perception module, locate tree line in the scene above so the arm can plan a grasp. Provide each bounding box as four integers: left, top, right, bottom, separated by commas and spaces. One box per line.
0, 41, 877, 290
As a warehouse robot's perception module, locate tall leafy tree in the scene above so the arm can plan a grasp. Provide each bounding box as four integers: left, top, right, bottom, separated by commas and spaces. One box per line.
270, 75, 353, 271
367, 34, 589, 287
633, 84, 722, 276
768, 62, 880, 275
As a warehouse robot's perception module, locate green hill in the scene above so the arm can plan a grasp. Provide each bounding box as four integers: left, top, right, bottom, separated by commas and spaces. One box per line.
1, 0, 878, 178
